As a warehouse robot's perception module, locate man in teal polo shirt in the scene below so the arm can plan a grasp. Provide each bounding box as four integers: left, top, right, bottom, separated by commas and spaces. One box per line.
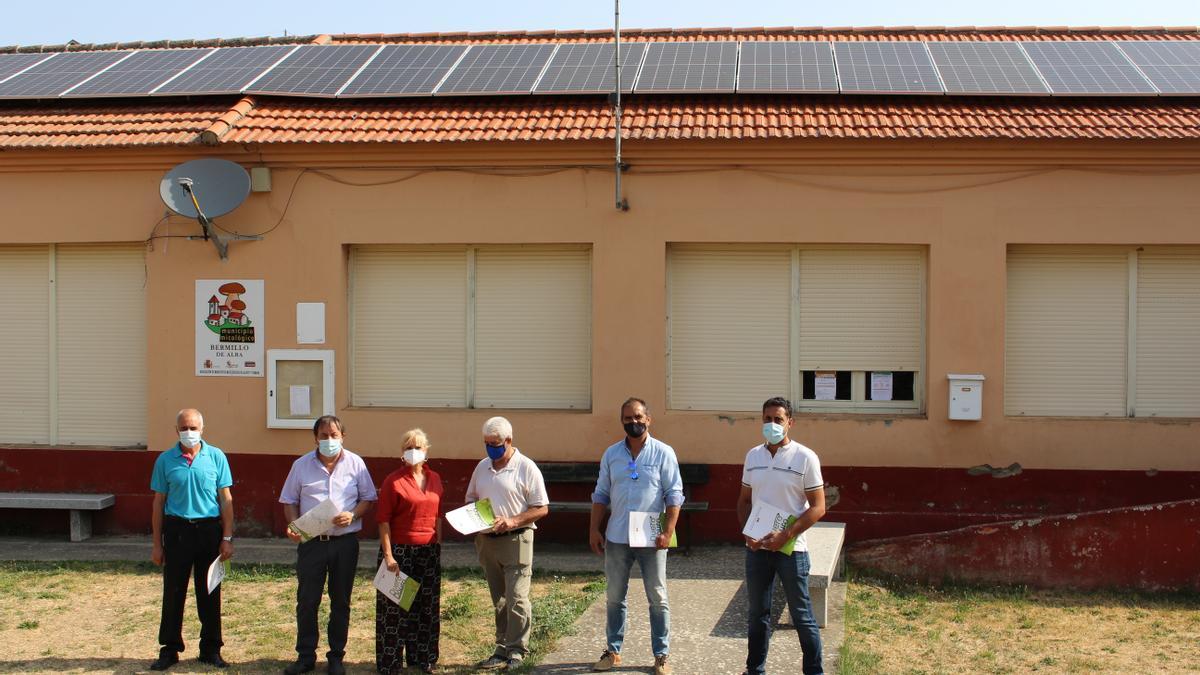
148, 408, 235, 671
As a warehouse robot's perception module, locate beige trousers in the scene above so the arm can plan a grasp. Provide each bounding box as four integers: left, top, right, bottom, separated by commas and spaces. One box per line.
474, 528, 534, 658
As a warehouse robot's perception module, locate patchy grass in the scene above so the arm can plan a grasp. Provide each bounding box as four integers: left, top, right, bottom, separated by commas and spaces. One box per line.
841, 569, 1200, 674
0, 561, 601, 674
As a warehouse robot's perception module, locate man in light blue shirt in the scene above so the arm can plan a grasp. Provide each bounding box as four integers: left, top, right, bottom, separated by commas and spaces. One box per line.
589, 397, 683, 675
279, 414, 377, 675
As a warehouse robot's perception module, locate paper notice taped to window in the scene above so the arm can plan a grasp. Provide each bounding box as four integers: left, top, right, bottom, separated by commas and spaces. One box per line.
289, 385, 311, 416
814, 371, 837, 401
871, 371, 893, 401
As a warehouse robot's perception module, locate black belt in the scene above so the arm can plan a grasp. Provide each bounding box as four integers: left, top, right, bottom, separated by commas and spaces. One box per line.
312, 533, 354, 542
165, 515, 220, 524
485, 527, 530, 538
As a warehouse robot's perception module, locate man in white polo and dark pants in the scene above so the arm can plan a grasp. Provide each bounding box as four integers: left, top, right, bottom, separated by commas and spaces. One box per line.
737, 396, 826, 675
466, 416, 549, 671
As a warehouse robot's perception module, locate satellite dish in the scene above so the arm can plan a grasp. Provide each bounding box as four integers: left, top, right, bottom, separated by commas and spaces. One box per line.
159, 159, 258, 260
160, 158, 250, 219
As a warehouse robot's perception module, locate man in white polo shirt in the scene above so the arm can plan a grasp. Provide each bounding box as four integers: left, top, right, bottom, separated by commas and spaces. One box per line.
465, 416, 550, 671
736, 397, 826, 675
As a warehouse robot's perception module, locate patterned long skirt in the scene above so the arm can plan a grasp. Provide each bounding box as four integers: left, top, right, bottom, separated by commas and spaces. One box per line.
376, 542, 441, 673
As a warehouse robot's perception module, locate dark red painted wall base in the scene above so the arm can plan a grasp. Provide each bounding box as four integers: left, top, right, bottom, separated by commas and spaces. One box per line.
3, 448, 1198, 545
847, 498, 1200, 591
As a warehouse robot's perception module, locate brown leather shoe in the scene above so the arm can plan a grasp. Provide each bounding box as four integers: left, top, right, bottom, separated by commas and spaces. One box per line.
653, 654, 671, 675
592, 649, 621, 671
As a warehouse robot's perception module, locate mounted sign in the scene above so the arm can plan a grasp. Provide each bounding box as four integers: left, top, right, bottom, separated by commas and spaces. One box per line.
268, 349, 335, 429
196, 280, 264, 376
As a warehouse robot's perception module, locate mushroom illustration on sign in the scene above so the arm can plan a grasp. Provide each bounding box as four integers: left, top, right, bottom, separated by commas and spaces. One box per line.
205, 282, 253, 334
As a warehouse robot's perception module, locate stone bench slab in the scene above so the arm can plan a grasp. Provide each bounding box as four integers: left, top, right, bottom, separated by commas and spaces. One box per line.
0, 492, 115, 510
0, 492, 116, 541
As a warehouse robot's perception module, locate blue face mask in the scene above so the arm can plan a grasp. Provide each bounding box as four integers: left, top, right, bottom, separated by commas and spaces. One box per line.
762, 422, 787, 445
485, 443, 507, 460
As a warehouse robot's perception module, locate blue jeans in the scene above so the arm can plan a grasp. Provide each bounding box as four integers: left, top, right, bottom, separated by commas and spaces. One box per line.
605, 541, 670, 657
745, 548, 822, 675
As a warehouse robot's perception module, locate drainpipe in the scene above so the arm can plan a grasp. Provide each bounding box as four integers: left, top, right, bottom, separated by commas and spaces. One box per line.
614, 0, 628, 211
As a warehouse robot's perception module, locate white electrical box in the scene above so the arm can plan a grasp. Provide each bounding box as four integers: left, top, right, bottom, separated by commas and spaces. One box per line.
947, 374, 985, 420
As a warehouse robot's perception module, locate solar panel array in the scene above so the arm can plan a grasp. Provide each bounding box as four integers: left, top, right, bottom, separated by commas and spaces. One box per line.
437, 44, 557, 95
534, 42, 646, 94
1116, 41, 1200, 96
636, 42, 738, 93
245, 44, 381, 96
0, 50, 132, 98
926, 42, 1049, 95
339, 44, 467, 96
834, 42, 944, 94
737, 41, 838, 93
154, 46, 296, 95
0, 53, 55, 82
1021, 41, 1157, 95
65, 48, 211, 97
1, 39, 1199, 100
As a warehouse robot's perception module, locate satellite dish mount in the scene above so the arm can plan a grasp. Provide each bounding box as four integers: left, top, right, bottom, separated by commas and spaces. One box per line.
161, 159, 259, 260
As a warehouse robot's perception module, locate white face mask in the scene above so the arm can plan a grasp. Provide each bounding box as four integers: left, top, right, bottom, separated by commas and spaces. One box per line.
179, 430, 202, 447
403, 448, 427, 466
318, 438, 343, 457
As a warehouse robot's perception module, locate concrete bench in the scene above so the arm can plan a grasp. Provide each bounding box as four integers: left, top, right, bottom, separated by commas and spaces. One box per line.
807, 521, 846, 628
0, 492, 115, 542
542, 462, 710, 550
772, 521, 845, 628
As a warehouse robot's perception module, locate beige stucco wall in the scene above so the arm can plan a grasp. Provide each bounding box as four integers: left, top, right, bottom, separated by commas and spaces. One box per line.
2, 139, 1198, 471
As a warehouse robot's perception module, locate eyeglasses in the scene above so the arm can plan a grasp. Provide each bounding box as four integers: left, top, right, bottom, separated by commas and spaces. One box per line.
627, 460, 639, 481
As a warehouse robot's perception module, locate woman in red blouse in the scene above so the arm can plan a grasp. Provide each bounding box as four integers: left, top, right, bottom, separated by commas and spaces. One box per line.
375, 428, 443, 674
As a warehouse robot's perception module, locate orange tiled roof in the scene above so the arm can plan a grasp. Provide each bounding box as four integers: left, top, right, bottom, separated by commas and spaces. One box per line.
331, 25, 1200, 44
1, 27, 1200, 150
0, 101, 235, 148
3, 95, 1200, 149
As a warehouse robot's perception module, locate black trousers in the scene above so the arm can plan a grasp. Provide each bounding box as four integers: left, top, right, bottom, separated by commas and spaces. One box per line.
296, 534, 360, 662
376, 543, 441, 673
158, 516, 223, 655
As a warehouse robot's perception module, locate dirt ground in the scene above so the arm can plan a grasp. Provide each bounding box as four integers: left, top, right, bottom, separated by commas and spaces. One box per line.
0, 561, 600, 674
841, 574, 1200, 674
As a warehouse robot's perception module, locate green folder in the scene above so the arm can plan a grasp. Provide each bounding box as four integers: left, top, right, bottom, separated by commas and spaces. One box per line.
475, 498, 495, 527
656, 513, 678, 548
396, 576, 421, 611
774, 514, 799, 555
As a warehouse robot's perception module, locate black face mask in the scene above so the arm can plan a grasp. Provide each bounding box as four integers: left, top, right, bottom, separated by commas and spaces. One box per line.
623, 422, 647, 438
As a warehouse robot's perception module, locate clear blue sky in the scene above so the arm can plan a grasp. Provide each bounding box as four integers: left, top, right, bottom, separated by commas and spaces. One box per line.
3, 0, 1197, 46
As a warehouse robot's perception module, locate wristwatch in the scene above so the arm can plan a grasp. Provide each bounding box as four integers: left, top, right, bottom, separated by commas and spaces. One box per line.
222, 536, 233, 542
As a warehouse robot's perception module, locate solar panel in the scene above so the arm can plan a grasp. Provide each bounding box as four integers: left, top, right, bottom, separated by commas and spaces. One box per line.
63, 49, 213, 97
0, 53, 56, 83
634, 42, 738, 93
245, 44, 381, 97
435, 44, 557, 95
152, 45, 295, 96
926, 42, 1049, 95
532, 42, 646, 94
0, 50, 132, 98
1020, 41, 1156, 95
833, 42, 944, 94
737, 41, 837, 93
1115, 41, 1200, 95
338, 44, 467, 97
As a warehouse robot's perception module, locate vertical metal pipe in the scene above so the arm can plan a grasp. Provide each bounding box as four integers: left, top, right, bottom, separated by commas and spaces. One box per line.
614, 0, 626, 210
